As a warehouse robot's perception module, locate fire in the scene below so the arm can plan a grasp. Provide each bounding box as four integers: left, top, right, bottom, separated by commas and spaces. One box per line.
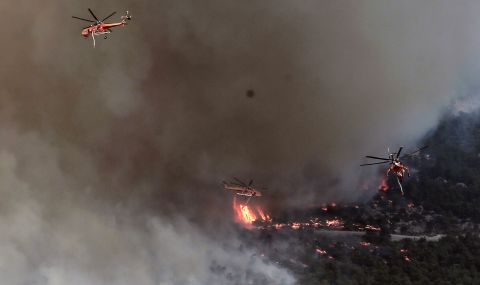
274, 223, 285, 229
360, 242, 371, 247
257, 207, 271, 221
365, 224, 381, 231
316, 248, 327, 255
326, 219, 344, 227
291, 223, 301, 230
240, 205, 256, 223
232, 196, 270, 227
379, 176, 389, 192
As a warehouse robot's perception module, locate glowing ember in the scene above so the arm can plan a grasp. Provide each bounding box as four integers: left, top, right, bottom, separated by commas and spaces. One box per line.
316, 248, 327, 255
309, 219, 322, 227
273, 223, 285, 229
404, 256, 411, 262
360, 242, 371, 247
400, 249, 408, 253
379, 176, 389, 192
321, 207, 328, 212
365, 225, 381, 231
326, 219, 344, 227
291, 223, 301, 230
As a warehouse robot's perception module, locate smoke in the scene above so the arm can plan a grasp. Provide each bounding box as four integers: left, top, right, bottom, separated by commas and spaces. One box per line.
1, 0, 480, 283
0, 129, 295, 284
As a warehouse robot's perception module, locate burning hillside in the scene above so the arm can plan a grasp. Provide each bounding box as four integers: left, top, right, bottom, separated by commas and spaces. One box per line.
232, 187, 480, 238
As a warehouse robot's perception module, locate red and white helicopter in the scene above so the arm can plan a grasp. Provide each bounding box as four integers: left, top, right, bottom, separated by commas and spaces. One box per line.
73, 9, 132, 47
361, 145, 428, 195
223, 178, 264, 203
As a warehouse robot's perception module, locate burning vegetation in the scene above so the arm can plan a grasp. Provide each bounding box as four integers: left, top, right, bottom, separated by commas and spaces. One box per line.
232, 196, 270, 227
223, 110, 480, 284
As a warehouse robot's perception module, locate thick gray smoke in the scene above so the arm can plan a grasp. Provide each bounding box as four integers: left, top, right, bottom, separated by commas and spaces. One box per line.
1, 0, 480, 283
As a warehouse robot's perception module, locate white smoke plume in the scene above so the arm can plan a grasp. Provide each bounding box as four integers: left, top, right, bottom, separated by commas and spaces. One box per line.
0, 129, 294, 284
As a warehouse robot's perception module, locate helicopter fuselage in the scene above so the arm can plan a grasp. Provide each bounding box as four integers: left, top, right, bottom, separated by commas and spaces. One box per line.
224, 184, 262, 197
387, 161, 409, 179
81, 22, 125, 37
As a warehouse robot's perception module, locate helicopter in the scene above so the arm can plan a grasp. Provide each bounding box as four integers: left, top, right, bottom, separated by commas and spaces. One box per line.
361, 145, 428, 195
223, 178, 265, 204
72, 9, 132, 47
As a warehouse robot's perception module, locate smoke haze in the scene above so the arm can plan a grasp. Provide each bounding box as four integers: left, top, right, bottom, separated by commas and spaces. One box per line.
1, 0, 480, 283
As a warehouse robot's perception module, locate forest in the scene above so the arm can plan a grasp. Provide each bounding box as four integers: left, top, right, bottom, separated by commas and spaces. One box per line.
286, 110, 480, 284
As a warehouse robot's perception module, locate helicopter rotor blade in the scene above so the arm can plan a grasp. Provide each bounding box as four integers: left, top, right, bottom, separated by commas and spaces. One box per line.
248, 180, 253, 187
396, 147, 403, 159
72, 16, 96, 23
233, 177, 247, 187
88, 8, 100, 22
102, 11, 117, 22
360, 161, 390, 166
223, 180, 243, 187
365, 156, 391, 161
401, 145, 429, 158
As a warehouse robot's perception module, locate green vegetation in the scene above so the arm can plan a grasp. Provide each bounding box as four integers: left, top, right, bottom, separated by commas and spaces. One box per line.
407, 111, 480, 221
289, 111, 480, 284
297, 234, 480, 285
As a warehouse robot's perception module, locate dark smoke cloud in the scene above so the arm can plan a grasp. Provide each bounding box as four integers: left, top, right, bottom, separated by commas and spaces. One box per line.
1, 0, 480, 283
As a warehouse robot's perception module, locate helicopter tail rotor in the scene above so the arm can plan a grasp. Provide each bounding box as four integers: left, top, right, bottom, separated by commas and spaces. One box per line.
121, 11, 132, 23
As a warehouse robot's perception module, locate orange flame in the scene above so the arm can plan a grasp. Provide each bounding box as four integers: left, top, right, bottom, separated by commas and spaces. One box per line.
326, 219, 344, 227
232, 196, 269, 228
291, 223, 301, 230
257, 207, 271, 221
379, 176, 389, 192
240, 205, 256, 223
274, 223, 285, 229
